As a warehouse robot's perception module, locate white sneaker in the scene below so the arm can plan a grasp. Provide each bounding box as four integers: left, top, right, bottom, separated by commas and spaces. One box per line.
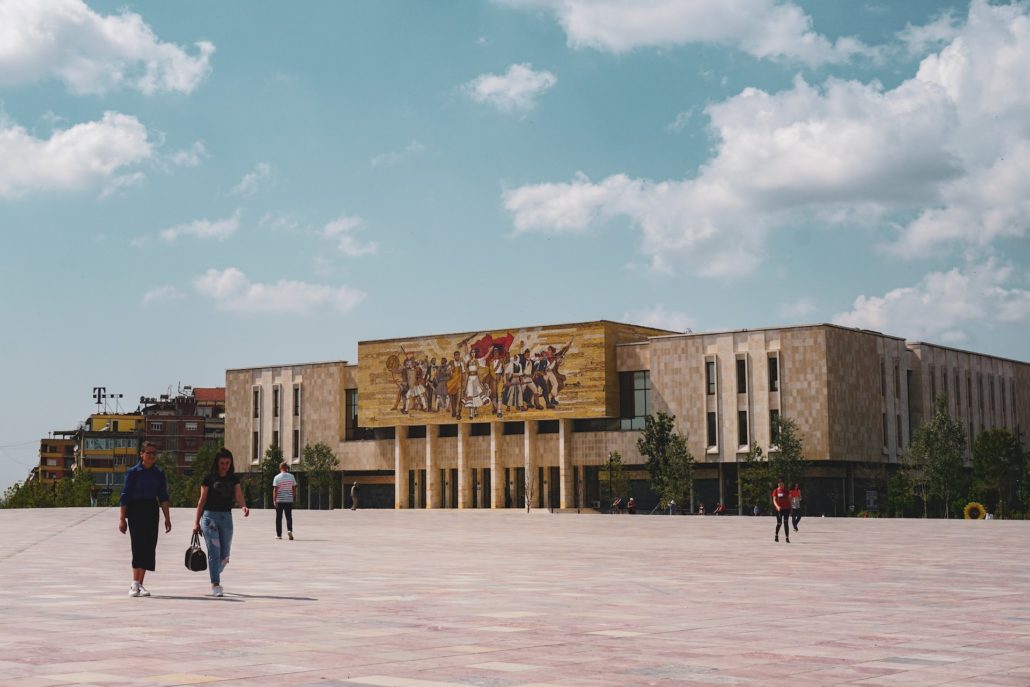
288, 531, 294, 540
129, 583, 141, 597
137, 585, 150, 597
212, 585, 224, 597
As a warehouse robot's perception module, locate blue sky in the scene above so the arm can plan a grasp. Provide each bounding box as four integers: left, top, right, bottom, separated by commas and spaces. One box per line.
2, 0, 1029, 490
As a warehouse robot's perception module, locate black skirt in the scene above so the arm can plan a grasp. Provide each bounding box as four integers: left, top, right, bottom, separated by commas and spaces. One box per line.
126, 499, 160, 571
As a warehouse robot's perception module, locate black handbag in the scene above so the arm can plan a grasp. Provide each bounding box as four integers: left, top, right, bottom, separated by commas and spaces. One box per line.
185, 531, 207, 572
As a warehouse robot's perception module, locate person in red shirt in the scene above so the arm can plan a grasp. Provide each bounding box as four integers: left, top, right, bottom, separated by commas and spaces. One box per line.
789, 483, 802, 532
771, 478, 791, 543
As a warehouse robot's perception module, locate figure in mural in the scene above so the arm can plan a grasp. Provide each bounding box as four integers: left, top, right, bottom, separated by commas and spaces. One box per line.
447, 350, 464, 419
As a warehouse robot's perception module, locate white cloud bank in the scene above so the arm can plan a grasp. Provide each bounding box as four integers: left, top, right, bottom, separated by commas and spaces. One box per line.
230, 163, 272, 197
140, 285, 181, 306
498, 0, 872, 66
465, 63, 557, 112
322, 214, 378, 257
623, 305, 694, 333
0, 111, 151, 199
160, 210, 240, 242
194, 267, 366, 315
833, 260, 1030, 345
503, 1, 1030, 276
0, 0, 213, 94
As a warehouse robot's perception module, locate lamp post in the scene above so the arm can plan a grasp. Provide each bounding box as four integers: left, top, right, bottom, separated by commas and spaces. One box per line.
607, 451, 613, 513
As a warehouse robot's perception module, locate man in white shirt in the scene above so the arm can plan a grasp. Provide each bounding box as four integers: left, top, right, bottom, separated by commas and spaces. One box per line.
272, 462, 297, 540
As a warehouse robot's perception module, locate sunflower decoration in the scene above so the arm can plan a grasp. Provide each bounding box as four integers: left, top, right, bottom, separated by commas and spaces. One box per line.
963, 501, 987, 520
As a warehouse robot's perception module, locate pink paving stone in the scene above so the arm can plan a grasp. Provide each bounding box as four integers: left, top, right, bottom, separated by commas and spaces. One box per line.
0, 508, 1028, 686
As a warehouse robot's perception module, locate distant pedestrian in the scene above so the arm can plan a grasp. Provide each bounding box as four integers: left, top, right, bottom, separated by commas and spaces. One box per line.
698, 503, 706, 515
713, 501, 726, 515
350, 482, 360, 510
771, 478, 791, 543
626, 497, 636, 514
118, 441, 171, 598
90, 484, 98, 508
753, 504, 760, 516
612, 496, 623, 514
789, 483, 802, 532
272, 462, 297, 540
193, 448, 250, 597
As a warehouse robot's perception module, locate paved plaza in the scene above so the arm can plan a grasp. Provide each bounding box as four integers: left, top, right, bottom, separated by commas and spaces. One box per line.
0, 508, 1028, 687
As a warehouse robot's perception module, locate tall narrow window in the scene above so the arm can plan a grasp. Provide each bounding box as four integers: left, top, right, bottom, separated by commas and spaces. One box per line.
273, 386, 280, 418
894, 362, 900, 398
737, 411, 748, 447
768, 356, 779, 392
969, 422, 974, 450
292, 429, 300, 458
706, 412, 717, 448
943, 372, 949, 404
770, 409, 780, 444
1001, 377, 1007, 422
896, 415, 903, 450
293, 386, 301, 417
930, 365, 936, 403
955, 371, 961, 411
252, 388, 260, 418
882, 413, 888, 448
706, 361, 716, 395
252, 431, 259, 462
619, 371, 650, 430
273, 430, 279, 447
736, 358, 747, 394
989, 376, 995, 413
880, 358, 886, 396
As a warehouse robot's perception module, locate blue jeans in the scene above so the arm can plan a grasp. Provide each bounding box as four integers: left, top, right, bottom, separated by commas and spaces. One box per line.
200, 510, 233, 585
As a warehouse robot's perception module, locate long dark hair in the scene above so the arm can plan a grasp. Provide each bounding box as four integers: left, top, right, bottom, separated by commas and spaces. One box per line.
210, 447, 236, 477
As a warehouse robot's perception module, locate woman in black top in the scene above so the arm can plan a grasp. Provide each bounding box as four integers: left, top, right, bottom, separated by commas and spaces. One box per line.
119, 441, 171, 597
193, 448, 249, 597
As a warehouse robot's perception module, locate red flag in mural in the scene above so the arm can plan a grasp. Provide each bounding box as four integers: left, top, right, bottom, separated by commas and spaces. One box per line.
469, 332, 514, 359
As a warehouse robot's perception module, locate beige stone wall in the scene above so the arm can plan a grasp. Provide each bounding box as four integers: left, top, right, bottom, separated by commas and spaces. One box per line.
824, 328, 890, 464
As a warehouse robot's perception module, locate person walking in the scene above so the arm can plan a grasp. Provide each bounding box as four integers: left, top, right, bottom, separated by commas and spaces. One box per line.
193, 448, 249, 597
771, 478, 791, 543
272, 462, 297, 540
350, 482, 360, 510
118, 441, 171, 597
789, 483, 802, 532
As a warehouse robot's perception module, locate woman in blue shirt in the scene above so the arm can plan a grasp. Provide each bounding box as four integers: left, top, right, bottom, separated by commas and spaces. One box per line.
118, 441, 171, 597
193, 447, 249, 597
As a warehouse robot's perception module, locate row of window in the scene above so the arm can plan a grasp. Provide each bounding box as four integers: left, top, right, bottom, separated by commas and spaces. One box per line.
928, 365, 1015, 424
703, 357, 780, 396
251, 428, 301, 462
147, 421, 200, 432
83, 438, 137, 450
253, 386, 303, 419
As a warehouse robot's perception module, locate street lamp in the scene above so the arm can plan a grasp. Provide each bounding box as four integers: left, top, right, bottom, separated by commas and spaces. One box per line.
607, 451, 613, 513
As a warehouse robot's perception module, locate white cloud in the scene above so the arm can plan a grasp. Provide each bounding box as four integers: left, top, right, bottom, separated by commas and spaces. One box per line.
141, 285, 181, 306
370, 140, 426, 168
623, 305, 694, 333
0, 111, 151, 199
0, 0, 213, 95
258, 213, 300, 233
193, 267, 366, 315
99, 171, 146, 200
322, 214, 378, 257
230, 162, 272, 197
498, 0, 872, 66
832, 259, 1030, 343
898, 11, 960, 56
666, 109, 695, 132
464, 63, 557, 112
169, 141, 208, 168
503, 1, 1030, 275
160, 210, 240, 242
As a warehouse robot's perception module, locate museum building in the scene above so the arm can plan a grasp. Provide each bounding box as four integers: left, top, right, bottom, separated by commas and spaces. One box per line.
224, 320, 1030, 515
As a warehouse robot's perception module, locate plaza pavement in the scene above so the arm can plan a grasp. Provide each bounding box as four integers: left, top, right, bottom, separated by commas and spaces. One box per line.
0, 508, 1028, 687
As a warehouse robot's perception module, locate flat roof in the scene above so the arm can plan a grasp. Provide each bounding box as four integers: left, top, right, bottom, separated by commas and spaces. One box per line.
618, 322, 906, 345
906, 340, 1029, 366
357, 319, 676, 346
226, 359, 349, 373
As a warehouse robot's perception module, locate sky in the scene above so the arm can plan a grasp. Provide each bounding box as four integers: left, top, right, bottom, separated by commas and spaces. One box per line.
1, 0, 1029, 491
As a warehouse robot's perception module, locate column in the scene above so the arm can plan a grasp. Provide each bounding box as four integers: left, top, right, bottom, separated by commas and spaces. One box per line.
457, 422, 471, 508
524, 420, 537, 510
394, 427, 408, 509
490, 421, 503, 508
558, 419, 571, 509
425, 424, 439, 508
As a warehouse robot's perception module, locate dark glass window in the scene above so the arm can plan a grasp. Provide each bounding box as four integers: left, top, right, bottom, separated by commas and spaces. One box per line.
273, 387, 280, 418
736, 358, 747, 394
706, 412, 717, 448
503, 422, 525, 435
537, 420, 559, 434
253, 388, 260, 418
770, 409, 780, 444
619, 371, 650, 430
345, 388, 375, 440
768, 357, 779, 392
252, 431, 259, 461
439, 424, 458, 438
293, 386, 301, 416
292, 429, 299, 458
737, 411, 748, 446
896, 415, 903, 449
706, 361, 716, 395
470, 423, 491, 437
272, 430, 279, 447
882, 413, 888, 448
407, 425, 426, 439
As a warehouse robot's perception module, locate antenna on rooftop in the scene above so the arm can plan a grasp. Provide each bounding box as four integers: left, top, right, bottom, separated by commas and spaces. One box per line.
109, 392, 124, 413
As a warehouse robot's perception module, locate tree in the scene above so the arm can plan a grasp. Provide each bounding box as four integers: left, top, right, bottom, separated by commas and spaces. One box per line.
972, 428, 1024, 517
740, 441, 769, 514
156, 453, 189, 507
260, 444, 284, 509
885, 467, 915, 517
768, 415, 806, 488
600, 451, 631, 511
908, 395, 966, 518
302, 442, 339, 510
638, 412, 694, 510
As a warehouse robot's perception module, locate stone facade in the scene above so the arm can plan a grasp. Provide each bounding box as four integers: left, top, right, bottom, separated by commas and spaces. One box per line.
224, 322, 1029, 513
